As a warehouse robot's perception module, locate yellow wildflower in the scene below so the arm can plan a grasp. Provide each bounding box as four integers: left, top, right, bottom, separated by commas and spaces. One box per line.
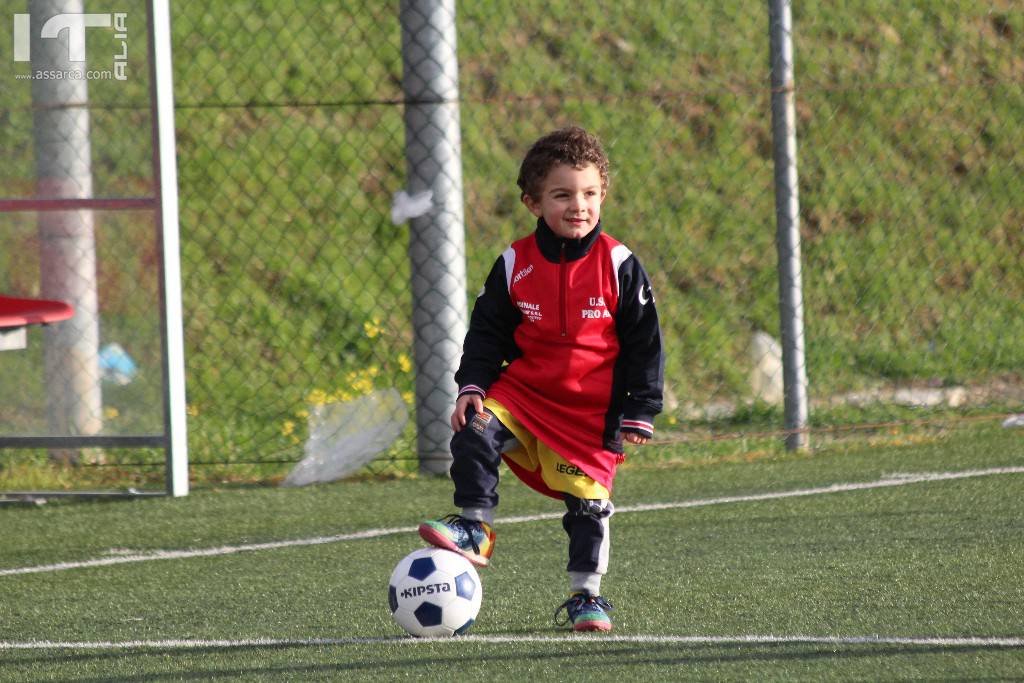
363, 317, 383, 338
398, 353, 412, 373
352, 376, 374, 395
306, 388, 328, 406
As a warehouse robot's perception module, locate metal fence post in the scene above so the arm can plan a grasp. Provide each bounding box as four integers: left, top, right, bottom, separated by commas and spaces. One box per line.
399, 0, 467, 474
30, 0, 103, 461
768, 0, 810, 450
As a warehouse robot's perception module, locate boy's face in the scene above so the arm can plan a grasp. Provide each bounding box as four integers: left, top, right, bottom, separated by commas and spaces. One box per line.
522, 162, 606, 240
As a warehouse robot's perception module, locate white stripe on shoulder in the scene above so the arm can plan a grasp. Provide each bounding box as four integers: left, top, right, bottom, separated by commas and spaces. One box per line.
610, 243, 633, 297
502, 246, 516, 292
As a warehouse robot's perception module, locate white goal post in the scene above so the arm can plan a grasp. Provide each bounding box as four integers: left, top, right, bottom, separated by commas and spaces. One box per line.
150, 0, 188, 496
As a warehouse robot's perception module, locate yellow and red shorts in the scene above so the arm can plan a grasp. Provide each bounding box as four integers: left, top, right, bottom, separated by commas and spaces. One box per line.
484, 398, 609, 500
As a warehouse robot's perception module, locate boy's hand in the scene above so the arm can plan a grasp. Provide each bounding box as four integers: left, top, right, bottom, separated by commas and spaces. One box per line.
451, 393, 485, 432
623, 432, 650, 445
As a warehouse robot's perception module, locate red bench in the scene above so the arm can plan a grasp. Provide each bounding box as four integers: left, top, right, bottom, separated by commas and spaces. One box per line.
0, 295, 74, 351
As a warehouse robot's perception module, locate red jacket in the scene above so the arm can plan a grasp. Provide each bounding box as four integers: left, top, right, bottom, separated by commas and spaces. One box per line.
456, 219, 664, 493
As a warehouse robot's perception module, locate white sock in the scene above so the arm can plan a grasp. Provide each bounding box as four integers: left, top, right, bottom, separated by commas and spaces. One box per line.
460, 506, 495, 525
569, 571, 602, 596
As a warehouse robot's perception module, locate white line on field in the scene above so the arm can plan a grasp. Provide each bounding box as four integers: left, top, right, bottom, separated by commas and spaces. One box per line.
0, 526, 417, 577
507, 465, 1024, 524
2, 465, 1022, 578
0, 634, 1021, 650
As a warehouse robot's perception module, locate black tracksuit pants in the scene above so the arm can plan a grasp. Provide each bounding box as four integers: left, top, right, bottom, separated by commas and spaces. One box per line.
449, 406, 613, 575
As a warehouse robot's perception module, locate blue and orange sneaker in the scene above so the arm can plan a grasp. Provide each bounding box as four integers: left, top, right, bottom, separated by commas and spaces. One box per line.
554, 592, 614, 632
418, 514, 495, 567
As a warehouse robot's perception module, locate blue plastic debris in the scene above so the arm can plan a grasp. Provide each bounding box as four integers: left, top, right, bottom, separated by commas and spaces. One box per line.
99, 343, 137, 385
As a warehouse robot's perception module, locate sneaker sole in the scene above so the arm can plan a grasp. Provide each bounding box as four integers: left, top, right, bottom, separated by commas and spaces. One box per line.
418, 524, 490, 567
573, 620, 613, 632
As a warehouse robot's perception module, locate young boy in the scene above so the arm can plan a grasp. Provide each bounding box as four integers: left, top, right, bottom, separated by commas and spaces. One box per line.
419, 126, 664, 632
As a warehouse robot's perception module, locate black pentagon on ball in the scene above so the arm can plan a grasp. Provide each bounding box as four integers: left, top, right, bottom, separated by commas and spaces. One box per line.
454, 571, 476, 600
408, 557, 437, 581
414, 601, 444, 627
388, 585, 398, 613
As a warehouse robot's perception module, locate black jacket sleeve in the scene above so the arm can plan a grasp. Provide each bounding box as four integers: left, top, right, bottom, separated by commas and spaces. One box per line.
453, 253, 522, 397
613, 254, 664, 439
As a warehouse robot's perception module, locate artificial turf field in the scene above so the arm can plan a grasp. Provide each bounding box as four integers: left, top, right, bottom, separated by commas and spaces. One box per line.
1, 425, 1022, 681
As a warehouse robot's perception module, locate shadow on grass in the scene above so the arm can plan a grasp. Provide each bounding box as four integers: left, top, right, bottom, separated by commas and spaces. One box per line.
3, 640, 1019, 681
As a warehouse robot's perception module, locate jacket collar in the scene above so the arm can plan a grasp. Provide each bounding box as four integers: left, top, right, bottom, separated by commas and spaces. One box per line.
534, 218, 603, 262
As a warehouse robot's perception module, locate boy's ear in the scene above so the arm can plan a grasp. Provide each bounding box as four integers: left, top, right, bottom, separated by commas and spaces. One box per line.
521, 193, 543, 217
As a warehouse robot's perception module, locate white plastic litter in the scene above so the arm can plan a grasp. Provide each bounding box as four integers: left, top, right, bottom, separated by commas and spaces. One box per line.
390, 189, 433, 225
1002, 414, 1024, 429
281, 388, 408, 487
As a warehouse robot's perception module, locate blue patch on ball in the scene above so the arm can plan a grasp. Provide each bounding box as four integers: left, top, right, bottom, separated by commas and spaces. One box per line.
408, 557, 437, 581
454, 571, 476, 600
414, 602, 444, 627
453, 617, 475, 636
388, 585, 398, 613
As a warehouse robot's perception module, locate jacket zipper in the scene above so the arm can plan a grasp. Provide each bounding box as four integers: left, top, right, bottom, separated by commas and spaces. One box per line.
559, 242, 567, 336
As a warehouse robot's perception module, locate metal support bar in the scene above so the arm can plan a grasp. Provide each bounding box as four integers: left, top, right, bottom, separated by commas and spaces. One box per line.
399, 0, 468, 475
0, 197, 157, 212
0, 435, 166, 449
769, 0, 810, 450
30, 0, 103, 461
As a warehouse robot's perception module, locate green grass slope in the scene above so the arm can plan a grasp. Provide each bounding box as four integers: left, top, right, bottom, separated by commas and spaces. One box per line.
0, 2, 1020, 474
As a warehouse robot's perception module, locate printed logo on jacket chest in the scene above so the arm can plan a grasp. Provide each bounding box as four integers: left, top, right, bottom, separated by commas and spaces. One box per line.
581, 295, 612, 319
512, 264, 534, 285
516, 300, 543, 322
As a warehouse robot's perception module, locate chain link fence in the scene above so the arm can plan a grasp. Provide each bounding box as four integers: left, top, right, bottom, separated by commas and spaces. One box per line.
1, 0, 169, 490
2, 1, 1021, 489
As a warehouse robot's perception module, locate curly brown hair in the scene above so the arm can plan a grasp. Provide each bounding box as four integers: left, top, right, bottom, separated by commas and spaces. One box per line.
516, 126, 610, 201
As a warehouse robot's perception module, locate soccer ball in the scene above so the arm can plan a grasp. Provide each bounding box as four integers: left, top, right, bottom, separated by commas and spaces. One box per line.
388, 547, 482, 637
